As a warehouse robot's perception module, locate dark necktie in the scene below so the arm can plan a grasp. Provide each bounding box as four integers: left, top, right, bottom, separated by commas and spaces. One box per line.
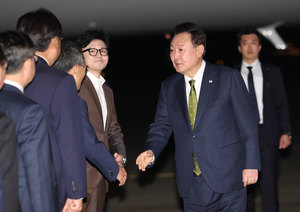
247, 66, 260, 123
189, 80, 201, 176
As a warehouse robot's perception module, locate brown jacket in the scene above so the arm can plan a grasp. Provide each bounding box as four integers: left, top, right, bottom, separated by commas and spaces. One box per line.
78, 76, 126, 212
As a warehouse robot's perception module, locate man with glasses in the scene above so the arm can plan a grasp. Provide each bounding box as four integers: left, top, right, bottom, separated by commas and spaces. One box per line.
54, 40, 127, 189
17, 8, 87, 212
76, 29, 126, 212
0, 30, 58, 212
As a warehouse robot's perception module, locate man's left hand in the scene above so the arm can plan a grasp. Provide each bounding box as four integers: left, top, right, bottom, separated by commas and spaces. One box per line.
242, 169, 258, 187
114, 153, 124, 166
279, 134, 292, 149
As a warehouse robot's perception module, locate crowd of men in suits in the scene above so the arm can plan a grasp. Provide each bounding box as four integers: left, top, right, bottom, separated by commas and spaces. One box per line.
0, 8, 127, 212
0, 7, 291, 212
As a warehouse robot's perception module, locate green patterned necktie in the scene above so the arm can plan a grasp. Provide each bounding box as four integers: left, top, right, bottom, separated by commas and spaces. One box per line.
189, 80, 201, 176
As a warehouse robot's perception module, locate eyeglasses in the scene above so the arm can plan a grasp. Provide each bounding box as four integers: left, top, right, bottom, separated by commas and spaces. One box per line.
82, 48, 109, 56
59, 34, 64, 40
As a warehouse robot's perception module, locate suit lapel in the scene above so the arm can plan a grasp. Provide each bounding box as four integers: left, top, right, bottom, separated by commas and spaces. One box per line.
175, 76, 191, 129
194, 63, 217, 130
83, 77, 104, 128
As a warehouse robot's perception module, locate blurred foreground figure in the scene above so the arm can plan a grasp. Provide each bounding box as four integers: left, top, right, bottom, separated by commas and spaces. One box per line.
0, 46, 21, 212
17, 8, 87, 212
136, 22, 261, 212
76, 29, 127, 212
53, 40, 127, 200
236, 28, 292, 212
0, 30, 58, 211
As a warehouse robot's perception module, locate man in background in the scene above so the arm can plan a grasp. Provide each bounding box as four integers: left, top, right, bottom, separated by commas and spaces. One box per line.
0, 30, 58, 211
0, 44, 21, 212
17, 8, 87, 212
236, 27, 292, 212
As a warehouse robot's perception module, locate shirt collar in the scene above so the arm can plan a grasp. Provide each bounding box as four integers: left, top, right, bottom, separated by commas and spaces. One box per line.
35, 54, 49, 65
4, 80, 24, 93
242, 59, 260, 69
86, 71, 106, 86
184, 60, 206, 82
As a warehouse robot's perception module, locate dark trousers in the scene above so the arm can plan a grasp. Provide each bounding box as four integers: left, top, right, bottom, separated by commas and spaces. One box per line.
246, 125, 279, 212
183, 174, 247, 212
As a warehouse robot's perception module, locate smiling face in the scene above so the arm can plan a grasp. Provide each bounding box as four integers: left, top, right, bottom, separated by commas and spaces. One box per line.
170, 32, 203, 78
82, 39, 109, 78
238, 33, 262, 64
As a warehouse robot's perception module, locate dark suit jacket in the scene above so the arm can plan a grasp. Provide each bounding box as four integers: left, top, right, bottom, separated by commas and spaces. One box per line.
0, 84, 58, 211
0, 167, 5, 212
145, 62, 261, 197
0, 111, 20, 212
24, 56, 87, 210
79, 97, 119, 181
236, 62, 291, 146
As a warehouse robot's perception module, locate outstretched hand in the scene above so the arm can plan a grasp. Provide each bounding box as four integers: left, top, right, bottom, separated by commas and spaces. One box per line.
136, 150, 154, 171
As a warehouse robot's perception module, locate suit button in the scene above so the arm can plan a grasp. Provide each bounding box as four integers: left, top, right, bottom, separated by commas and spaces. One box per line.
192, 135, 196, 139
109, 171, 114, 177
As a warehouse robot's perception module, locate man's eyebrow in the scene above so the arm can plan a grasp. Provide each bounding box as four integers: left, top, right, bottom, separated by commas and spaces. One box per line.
170, 44, 185, 47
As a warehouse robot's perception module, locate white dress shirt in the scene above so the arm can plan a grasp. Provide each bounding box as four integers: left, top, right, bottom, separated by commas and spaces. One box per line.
4, 80, 24, 93
240, 59, 264, 124
86, 71, 107, 128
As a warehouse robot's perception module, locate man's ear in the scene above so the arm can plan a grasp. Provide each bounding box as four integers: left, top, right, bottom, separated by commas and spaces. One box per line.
50, 36, 59, 49
22, 58, 34, 82
197, 45, 205, 58
23, 58, 31, 72
238, 46, 242, 53
69, 64, 79, 77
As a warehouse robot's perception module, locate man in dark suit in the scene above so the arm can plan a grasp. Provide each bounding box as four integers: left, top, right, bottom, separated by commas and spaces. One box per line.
0, 49, 21, 212
76, 29, 127, 212
136, 22, 261, 212
17, 9, 87, 212
0, 30, 58, 211
53, 40, 127, 187
236, 28, 292, 212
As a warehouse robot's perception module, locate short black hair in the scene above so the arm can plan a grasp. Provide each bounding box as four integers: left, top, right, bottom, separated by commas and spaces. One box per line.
76, 29, 109, 49
53, 40, 85, 73
173, 22, 207, 57
0, 48, 5, 67
0, 31, 35, 74
17, 8, 62, 52
237, 28, 262, 46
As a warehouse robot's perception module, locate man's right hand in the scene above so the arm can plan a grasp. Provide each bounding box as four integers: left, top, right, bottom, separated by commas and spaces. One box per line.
62, 198, 82, 212
116, 166, 127, 186
136, 150, 154, 171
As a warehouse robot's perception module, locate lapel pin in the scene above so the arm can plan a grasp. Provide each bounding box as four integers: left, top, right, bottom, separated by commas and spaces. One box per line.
209, 80, 213, 83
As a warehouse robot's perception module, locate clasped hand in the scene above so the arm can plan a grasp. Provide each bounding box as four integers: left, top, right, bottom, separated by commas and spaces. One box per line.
136, 150, 154, 171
